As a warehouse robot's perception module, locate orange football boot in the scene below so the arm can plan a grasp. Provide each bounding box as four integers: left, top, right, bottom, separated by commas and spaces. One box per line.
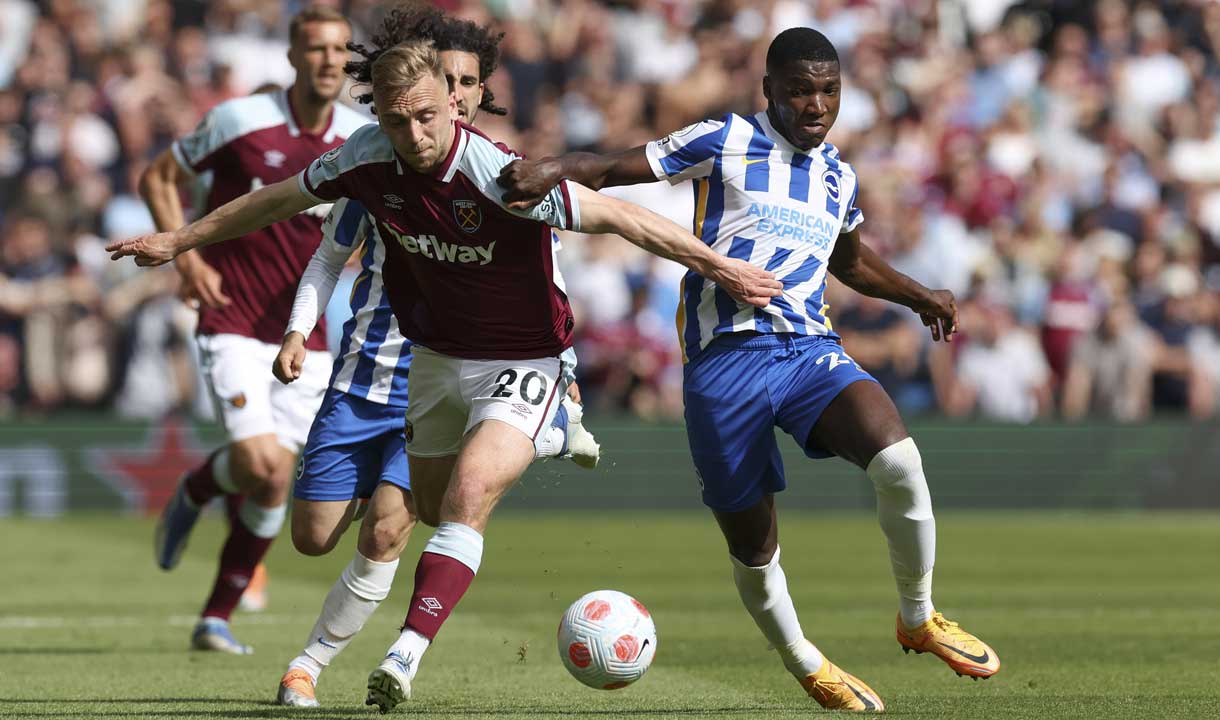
896, 612, 1000, 679
799, 659, 885, 712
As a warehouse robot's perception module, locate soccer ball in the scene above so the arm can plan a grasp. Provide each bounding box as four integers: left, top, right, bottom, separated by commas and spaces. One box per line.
557, 590, 657, 690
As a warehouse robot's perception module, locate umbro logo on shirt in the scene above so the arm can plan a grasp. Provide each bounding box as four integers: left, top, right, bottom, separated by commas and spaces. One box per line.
384, 194, 404, 209
263, 150, 286, 168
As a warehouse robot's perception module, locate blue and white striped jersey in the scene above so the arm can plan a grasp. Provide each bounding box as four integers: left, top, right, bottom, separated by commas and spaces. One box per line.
324, 197, 413, 407
645, 110, 864, 363
318, 199, 576, 407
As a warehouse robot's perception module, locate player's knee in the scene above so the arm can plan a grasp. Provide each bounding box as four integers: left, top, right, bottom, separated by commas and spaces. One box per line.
866, 437, 924, 490
291, 523, 337, 556
230, 439, 291, 494
364, 513, 414, 558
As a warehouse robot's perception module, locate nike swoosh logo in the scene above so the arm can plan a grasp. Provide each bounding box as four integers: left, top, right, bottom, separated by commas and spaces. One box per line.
846, 682, 877, 711
636, 638, 650, 661
743, 158, 767, 166
937, 641, 990, 664
318, 637, 338, 649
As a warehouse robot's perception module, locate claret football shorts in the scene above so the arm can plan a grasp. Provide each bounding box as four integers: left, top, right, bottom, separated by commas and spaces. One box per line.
403, 344, 572, 457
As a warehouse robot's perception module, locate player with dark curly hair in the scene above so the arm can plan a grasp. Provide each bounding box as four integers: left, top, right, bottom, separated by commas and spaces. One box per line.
346, 4, 507, 120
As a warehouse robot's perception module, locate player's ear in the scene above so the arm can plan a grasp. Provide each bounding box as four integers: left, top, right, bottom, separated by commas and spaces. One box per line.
762, 74, 772, 102
477, 82, 485, 105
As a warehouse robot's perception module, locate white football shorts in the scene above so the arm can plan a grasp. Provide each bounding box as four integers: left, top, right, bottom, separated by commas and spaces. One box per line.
404, 344, 571, 457
196, 333, 331, 452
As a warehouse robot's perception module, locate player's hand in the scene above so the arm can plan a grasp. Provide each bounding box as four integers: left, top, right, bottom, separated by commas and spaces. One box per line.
175, 255, 231, 309
707, 258, 783, 308
106, 231, 184, 267
274, 332, 307, 385
498, 158, 563, 210
566, 381, 583, 404
914, 289, 957, 342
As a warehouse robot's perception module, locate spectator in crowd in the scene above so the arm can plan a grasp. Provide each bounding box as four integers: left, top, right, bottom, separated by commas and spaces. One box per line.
936, 299, 1052, 424
1061, 299, 1157, 421
0, 0, 1217, 424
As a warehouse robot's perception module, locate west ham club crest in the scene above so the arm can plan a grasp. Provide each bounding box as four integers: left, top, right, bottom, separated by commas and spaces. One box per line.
453, 199, 482, 233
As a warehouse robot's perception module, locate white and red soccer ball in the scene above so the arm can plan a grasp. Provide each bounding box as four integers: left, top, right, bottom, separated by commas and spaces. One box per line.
557, 590, 657, 690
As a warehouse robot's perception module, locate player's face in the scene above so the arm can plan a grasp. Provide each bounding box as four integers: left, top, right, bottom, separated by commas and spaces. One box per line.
439, 50, 484, 124
763, 60, 841, 150
289, 20, 351, 103
375, 73, 457, 173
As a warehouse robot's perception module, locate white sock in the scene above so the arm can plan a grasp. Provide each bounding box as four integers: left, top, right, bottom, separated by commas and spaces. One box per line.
238, 499, 287, 539
867, 437, 936, 629
422, 521, 484, 573
289, 551, 399, 684
730, 547, 824, 678
534, 419, 566, 459
385, 628, 431, 682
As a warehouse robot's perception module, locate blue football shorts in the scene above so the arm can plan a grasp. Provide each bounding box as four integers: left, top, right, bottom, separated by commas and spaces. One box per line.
682, 333, 878, 513
295, 387, 411, 502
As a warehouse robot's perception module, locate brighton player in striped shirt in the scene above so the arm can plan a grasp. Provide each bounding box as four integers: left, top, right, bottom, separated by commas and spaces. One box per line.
270, 9, 596, 708
500, 27, 1001, 712
108, 37, 781, 712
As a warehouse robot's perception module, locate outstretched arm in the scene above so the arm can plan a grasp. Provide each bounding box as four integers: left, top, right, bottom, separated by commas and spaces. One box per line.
499, 146, 655, 209
139, 148, 231, 307
829, 228, 958, 342
108, 177, 316, 266
569, 183, 782, 308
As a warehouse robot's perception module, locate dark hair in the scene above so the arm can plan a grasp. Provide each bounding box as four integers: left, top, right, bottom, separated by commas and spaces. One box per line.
765, 27, 839, 72
346, 4, 507, 116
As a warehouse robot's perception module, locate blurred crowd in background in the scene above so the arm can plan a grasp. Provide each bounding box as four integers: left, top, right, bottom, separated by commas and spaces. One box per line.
2, 0, 1219, 424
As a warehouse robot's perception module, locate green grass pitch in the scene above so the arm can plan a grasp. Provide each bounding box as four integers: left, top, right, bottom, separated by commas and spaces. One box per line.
1, 512, 1217, 719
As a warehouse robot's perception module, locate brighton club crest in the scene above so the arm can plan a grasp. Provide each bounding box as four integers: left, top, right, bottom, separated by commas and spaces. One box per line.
453, 199, 482, 233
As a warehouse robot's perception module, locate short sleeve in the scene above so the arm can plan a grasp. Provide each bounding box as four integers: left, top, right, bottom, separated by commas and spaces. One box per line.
465, 133, 580, 230
172, 106, 229, 175
645, 116, 729, 185
321, 197, 370, 250
299, 143, 351, 204
841, 176, 864, 234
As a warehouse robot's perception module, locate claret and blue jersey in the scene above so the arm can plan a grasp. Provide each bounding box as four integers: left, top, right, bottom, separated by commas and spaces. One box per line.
644, 110, 864, 363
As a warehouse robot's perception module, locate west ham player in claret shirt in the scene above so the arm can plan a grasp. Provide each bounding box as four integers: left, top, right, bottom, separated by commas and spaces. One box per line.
269, 8, 598, 709
109, 39, 781, 713
138, 5, 368, 655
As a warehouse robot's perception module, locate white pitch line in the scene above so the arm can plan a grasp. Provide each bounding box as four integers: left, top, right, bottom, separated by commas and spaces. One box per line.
0, 614, 318, 629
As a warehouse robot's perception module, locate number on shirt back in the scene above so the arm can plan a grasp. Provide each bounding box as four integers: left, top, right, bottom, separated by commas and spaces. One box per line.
492, 369, 549, 405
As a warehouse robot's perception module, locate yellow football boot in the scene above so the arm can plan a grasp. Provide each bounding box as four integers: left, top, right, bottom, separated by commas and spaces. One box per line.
799, 659, 885, 712
896, 612, 1000, 679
